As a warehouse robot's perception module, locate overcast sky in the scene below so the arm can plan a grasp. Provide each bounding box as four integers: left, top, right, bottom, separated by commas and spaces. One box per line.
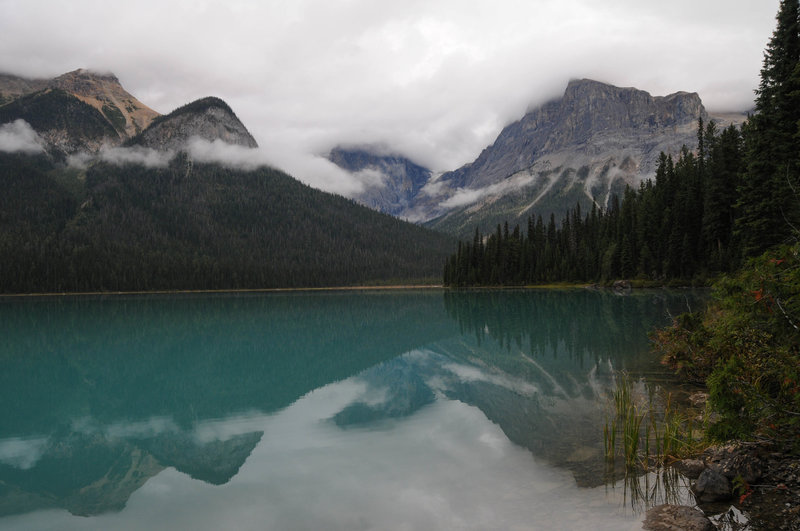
0, 0, 781, 194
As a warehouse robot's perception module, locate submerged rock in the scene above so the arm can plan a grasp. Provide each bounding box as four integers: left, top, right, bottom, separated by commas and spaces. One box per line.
642, 504, 714, 531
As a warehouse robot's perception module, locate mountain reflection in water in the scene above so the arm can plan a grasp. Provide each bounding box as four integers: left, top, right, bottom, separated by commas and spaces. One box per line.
0, 289, 701, 527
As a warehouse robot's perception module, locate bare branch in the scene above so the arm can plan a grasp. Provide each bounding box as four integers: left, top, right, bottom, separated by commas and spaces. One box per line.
774, 296, 799, 331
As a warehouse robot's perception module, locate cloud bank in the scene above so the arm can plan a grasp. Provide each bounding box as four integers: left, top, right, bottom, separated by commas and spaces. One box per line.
0, 120, 44, 153
99, 145, 174, 168
0, 0, 781, 196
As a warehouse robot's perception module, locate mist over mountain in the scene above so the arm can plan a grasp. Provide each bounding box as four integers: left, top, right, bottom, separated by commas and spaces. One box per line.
327, 147, 433, 219
323, 80, 746, 238
0, 69, 158, 158
0, 70, 453, 292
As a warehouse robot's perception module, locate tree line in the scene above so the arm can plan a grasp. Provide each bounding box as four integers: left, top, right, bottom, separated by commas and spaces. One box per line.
443, 120, 744, 286
0, 153, 454, 293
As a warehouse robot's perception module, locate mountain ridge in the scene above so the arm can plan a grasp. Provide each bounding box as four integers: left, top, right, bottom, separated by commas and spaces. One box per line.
0, 69, 159, 143
127, 96, 258, 151
419, 79, 714, 237
324, 79, 736, 236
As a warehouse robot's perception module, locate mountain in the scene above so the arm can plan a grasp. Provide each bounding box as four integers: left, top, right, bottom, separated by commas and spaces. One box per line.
419, 79, 714, 237
330, 79, 739, 238
0, 69, 159, 156
0, 89, 122, 156
327, 147, 432, 219
48, 69, 159, 138
1, 69, 453, 292
0, 73, 49, 103
0, 152, 454, 293
127, 96, 258, 151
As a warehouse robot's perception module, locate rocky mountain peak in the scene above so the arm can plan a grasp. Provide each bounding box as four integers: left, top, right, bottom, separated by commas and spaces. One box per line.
52, 68, 121, 88
0, 68, 159, 154
47, 68, 159, 139
418, 79, 712, 236
129, 96, 258, 152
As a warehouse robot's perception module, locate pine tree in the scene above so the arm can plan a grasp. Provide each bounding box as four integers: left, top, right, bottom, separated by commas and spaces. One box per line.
736, 0, 800, 257
703, 124, 742, 269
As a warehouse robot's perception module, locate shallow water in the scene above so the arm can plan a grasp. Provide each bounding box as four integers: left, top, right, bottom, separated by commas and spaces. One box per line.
0, 289, 702, 530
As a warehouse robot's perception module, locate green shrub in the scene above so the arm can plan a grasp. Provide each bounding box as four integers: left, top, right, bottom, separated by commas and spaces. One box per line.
652, 243, 800, 447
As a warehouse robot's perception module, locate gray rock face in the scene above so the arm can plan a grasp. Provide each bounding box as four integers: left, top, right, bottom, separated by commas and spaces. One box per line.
415, 79, 723, 237
446, 79, 706, 191
328, 147, 432, 219
643, 504, 715, 531
132, 97, 258, 152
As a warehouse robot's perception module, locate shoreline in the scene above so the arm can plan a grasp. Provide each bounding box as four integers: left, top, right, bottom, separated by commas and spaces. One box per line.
0, 284, 447, 298
0, 282, 710, 298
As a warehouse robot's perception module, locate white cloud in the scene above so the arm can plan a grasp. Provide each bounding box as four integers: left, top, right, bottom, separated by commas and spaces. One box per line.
0, 436, 49, 470
0, 120, 44, 153
185, 137, 270, 170
439, 172, 535, 209
98, 145, 175, 168
0, 0, 781, 194
351, 168, 388, 190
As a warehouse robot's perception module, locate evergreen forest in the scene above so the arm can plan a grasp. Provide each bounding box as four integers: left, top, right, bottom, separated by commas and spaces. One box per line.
443, 122, 748, 286
0, 153, 454, 293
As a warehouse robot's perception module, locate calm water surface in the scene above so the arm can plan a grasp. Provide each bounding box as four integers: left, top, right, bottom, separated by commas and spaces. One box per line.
0, 289, 704, 530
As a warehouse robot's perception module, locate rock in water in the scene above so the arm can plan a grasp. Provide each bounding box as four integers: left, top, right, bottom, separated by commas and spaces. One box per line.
642, 504, 714, 531
693, 467, 733, 502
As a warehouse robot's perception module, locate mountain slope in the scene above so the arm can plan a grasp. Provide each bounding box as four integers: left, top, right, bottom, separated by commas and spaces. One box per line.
127, 96, 258, 151
0, 73, 48, 104
328, 147, 432, 219
0, 89, 121, 157
0, 152, 453, 293
412, 79, 709, 237
0, 69, 159, 146
49, 69, 159, 138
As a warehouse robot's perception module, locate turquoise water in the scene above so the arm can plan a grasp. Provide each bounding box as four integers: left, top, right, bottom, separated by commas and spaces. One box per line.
0, 290, 701, 530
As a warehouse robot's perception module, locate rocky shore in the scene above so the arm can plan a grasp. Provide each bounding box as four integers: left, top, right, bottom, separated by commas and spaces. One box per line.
644, 441, 800, 530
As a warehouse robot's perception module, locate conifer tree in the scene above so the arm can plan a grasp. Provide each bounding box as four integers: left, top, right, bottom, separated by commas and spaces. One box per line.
736, 0, 800, 256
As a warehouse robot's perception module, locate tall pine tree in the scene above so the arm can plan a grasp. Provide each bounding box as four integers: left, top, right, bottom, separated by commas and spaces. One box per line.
736, 0, 800, 256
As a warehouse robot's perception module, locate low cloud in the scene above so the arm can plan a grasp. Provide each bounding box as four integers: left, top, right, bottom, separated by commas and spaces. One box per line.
185, 138, 369, 197
186, 137, 271, 170
63, 137, 370, 199
352, 168, 388, 189
438, 172, 534, 209
98, 145, 175, 168
0, 0, 777, 198
0, 120, 44, 153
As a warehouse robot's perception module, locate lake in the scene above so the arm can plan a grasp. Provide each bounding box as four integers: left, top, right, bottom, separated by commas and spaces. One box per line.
0, 289, 703, 530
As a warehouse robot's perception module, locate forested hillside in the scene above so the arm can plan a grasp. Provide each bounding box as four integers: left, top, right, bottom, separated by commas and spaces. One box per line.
0, 153, 454, 293
443, 120, 746, 285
